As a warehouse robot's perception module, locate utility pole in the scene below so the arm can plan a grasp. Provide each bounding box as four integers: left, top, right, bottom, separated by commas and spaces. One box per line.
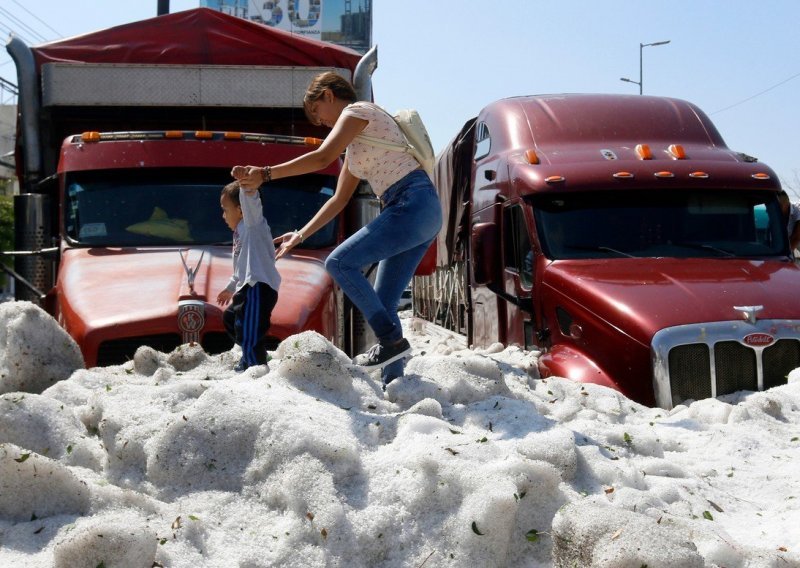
620, 40, 671, 94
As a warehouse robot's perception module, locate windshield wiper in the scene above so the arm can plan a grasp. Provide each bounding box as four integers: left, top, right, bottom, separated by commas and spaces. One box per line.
672, 241, 736, 257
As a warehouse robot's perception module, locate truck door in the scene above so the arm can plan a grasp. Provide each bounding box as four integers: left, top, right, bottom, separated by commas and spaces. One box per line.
501, 202, 535, 349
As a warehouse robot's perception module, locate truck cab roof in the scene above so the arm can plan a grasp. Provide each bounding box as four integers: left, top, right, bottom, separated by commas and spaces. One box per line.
482, 94, 726, 152
472, 93, 779, 196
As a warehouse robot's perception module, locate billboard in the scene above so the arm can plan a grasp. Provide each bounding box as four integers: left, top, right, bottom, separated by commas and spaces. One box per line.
200, 0, 372, 54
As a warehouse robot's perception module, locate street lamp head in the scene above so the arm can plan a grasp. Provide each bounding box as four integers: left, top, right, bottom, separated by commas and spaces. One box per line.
620, 77, 640, 86
631, 40, 671, 95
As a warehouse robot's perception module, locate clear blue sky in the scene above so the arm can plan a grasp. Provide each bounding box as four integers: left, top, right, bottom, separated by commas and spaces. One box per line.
2, 1, 798, 195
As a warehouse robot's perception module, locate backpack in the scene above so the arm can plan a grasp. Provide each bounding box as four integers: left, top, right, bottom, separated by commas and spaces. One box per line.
355, 106, 436, 180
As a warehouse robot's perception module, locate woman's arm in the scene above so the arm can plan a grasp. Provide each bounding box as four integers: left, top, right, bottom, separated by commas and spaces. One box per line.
275, 157, 361, 259
233, 113, 367, 190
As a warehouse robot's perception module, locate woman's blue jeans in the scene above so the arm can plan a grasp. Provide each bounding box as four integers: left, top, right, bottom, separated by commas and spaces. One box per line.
325, 170, 442, 379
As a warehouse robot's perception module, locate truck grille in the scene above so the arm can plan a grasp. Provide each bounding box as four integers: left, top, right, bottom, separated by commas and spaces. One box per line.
97, 334, 182, 366
200, 333, 280, 354
763, 339, 800, 389
96, 332, 280, 367
652, 320, 800, 409
200, 332, 235, 355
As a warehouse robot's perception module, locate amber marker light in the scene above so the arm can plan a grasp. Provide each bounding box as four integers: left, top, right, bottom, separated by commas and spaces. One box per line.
194, 131, 213, 139
689, 171, 709, 179
164, 131, 184, 139
223, 132, 243, 140
668, 144, 686, 159
525, 149, 540, 164
635, 144, 652, 160
612, 171, 635, 179
654, 171, 675, 178
751, 172, 771, 180
304, 137, 324, 146
545, 175, 566, 184
81, 131, 101, 143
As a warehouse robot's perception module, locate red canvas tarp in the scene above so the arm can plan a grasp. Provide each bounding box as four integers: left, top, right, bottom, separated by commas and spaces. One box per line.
31, 7, 361, 72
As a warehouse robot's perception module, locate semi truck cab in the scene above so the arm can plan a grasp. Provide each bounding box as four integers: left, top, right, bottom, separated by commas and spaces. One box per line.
420, 93, 800, 408
6, 8, 379, 366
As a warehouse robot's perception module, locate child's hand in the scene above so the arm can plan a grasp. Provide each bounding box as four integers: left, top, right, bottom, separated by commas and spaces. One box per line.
230, 165, 249, 179
231, 165, 264, 191
217, 289, 233, 306
274, 231, 302, 259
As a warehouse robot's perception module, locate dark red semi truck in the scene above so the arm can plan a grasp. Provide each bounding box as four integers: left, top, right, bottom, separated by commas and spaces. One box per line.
6, 8, 380, 366
417, 93, 800, 408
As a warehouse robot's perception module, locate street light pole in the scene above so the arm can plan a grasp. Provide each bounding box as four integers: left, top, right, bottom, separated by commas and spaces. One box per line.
620, 40, 670, 95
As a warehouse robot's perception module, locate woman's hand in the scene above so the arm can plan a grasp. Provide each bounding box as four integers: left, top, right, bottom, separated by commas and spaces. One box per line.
274, 231, 303, 259
231, 165, 264, 191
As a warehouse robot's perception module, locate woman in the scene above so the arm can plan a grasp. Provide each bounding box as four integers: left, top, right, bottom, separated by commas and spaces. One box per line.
232, 72, 442, 383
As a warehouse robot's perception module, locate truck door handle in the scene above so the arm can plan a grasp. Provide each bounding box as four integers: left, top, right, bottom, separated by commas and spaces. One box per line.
484, 169, 496, 181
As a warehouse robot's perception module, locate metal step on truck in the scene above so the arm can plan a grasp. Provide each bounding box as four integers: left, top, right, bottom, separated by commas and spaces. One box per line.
415, 93, 800, 409
5, 8, 381, 367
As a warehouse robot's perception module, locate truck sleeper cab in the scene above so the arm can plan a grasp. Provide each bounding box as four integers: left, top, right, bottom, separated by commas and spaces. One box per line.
418, 93, 800, 408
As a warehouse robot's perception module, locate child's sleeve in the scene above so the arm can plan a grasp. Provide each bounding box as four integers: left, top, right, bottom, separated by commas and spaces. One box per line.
240, 189, 265, 227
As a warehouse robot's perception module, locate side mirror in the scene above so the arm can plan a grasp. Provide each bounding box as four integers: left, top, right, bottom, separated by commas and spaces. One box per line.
471, 221, 498, 286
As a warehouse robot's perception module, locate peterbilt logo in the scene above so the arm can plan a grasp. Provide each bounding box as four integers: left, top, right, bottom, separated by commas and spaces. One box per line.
178, 300, 205, 344
742, 333, 774, 347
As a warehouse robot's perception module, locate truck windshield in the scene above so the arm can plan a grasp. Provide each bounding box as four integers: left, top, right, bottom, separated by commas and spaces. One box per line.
532, 190, 787, 260
64, 171, 338, 248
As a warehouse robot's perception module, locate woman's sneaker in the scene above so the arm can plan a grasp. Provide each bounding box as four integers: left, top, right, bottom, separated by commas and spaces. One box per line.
353, 338, 412, 371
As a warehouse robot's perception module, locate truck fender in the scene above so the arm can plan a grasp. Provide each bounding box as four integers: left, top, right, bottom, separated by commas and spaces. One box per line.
538, 343, 622, 392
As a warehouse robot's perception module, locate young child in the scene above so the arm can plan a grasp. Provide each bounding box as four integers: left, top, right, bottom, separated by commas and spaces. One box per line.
216, 181, 281, 372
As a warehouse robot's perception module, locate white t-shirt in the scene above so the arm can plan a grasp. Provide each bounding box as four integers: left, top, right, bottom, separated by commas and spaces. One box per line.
342, 102, 420, 196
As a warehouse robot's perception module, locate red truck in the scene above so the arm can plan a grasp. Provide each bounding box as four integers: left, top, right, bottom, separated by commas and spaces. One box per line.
6, 8, 378, 366
417, 94, 800, 408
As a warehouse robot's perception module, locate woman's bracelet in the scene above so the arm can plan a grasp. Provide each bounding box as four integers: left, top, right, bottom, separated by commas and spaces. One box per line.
260, 165, 272, 183
294, 229, 304, 243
